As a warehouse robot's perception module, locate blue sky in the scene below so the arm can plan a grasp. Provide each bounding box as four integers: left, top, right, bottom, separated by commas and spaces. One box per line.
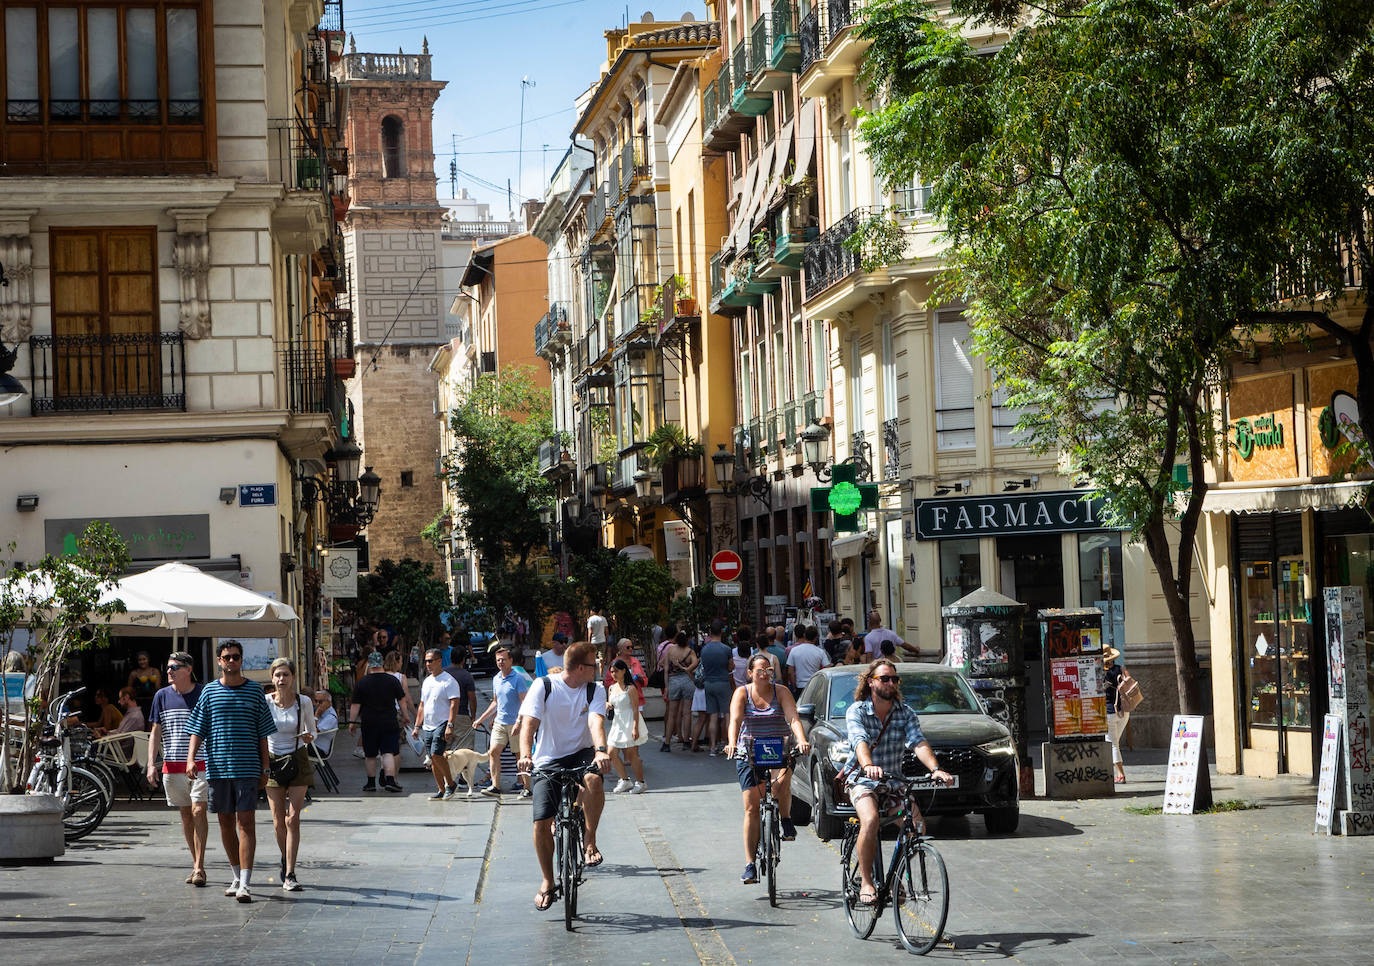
342, 0, 712, 216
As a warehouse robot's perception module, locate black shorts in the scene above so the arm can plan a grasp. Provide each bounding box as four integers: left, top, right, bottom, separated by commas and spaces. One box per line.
531, 748, 599, 823
361, 725, 401, 758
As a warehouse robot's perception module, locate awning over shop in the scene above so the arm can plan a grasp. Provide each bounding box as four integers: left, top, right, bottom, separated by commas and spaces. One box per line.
1201, 480, 1370, 514
830, 528, 877, 559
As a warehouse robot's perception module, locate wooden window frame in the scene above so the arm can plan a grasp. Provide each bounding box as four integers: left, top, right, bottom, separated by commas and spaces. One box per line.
0, 2, 215, 175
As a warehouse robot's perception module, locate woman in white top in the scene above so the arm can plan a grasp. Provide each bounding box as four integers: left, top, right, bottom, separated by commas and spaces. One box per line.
606, 660, 648, 794
266, 657, 316, 892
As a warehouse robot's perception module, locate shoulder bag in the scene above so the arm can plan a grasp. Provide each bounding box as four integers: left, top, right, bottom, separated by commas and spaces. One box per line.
268, 696, 303, 785
1118, 671, 1144, 713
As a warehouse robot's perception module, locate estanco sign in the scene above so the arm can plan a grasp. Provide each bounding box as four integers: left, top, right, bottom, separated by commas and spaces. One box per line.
913, 491, 1119, 540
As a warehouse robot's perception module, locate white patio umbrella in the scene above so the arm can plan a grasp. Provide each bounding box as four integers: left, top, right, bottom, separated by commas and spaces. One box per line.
121, 562, 299, 638
5, 569, 189, 633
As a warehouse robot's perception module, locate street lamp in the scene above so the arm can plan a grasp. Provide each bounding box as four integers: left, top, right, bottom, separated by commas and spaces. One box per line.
356, 466, 382, 525
633, 469, 653, 501
711, 443, 735, 487
327, 438, 363, 484
801, 420, 830, 474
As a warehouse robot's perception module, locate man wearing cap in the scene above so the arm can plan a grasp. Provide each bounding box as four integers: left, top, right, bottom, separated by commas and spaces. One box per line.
147, 652, 209, 886
535, 633, 569, 677
349, 650, 414, 793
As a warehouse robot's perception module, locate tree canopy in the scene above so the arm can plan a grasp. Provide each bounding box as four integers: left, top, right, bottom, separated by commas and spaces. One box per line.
854, 0, 1374, 715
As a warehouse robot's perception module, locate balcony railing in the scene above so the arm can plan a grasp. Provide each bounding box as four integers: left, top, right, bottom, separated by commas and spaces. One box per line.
803, 206, 880, 300
1271, 235, 1366, 301
325, 308, 354, 363
772, 0, 802, 71
281, 342, 341, 415
733, 39, 751, 98
750, 15, 772, 77
538, 437, 571, 475
27, 332, 186, 414
621, 136, 650, 191
827, 0, 866, 37
319, 0, 344, 32
883, 416, 900, 481
534, 303, 570, 356
269, 118, 331, 195
799, 8, 825, 73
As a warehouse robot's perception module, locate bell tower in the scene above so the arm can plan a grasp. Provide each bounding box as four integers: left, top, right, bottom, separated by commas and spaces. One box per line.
337, 37, 448, 568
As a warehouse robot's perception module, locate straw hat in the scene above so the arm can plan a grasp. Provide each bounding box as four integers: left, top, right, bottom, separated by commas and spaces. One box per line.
1101, 645, 1121, 664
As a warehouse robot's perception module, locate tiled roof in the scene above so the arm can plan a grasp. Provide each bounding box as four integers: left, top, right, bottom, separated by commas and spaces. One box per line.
628, 21, 720, 48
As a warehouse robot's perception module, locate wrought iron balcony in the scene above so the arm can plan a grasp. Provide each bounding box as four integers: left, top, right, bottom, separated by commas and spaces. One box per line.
535, 303, 571, 357
704, 61, 752, 151
799, 7, 826, 74
883, 416, 901, 481
731, 38, 772, 115
771, 0, 802, 72
27, 332, 186, 414
281, 341, 343, 415
803, 206, 882, 301
827, 0, 866, 37
269, 118, 333, 196
538, 437, 573, 477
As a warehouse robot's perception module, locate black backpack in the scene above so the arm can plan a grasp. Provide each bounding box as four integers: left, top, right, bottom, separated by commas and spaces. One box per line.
541, 676, 597, 710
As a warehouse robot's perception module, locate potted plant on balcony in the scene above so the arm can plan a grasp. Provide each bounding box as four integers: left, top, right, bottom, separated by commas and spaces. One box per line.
666, 274, 697, 317
644, 423, 706, 494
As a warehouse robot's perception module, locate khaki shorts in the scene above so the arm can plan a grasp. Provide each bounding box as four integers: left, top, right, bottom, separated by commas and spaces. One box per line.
163, 770, 209, 808
491, 721, 516, 749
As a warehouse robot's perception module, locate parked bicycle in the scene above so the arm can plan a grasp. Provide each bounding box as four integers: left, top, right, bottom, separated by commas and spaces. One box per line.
733, 738, 801, 907
839, 768, 950, 955
534, 764, 591, 931
26, 688, 113, 841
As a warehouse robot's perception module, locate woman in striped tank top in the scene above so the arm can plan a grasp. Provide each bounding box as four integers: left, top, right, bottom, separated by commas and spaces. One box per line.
723, 654, 812, 885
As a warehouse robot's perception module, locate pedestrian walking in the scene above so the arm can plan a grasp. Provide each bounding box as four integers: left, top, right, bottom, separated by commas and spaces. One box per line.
413, 650, 463, 799
349, 651, 413, 793
1103, 645, 1131, 782
785, 625, 831, 694
863, 609, 919, 659
606, 659, 647, 793
535, 632, 569, 677
185, 640, 277, 903
146, 651, 208, 887
587, 605, 608, 649
474, 646, 530, 797
731, 636, 751, 688
699, 619, 735, 756
660, 630, 697, 752
265, 657, 316, 892
517, 641, 611, 910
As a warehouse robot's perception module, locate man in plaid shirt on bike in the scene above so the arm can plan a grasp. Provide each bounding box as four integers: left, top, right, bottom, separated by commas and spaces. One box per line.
843, 660, 952, 905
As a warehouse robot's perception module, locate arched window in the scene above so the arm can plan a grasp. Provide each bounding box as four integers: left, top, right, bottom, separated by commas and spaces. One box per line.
381, 115, 406, 178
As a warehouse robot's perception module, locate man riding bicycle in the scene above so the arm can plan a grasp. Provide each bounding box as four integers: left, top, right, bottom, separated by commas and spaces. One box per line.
843, 660, 952, 905
517, 641, 611, 911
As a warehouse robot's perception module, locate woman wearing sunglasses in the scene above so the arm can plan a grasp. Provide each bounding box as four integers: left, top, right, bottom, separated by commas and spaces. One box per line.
842, 660, 952, 906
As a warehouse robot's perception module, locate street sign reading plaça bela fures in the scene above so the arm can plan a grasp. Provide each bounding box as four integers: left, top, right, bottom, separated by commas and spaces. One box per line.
913, 491, 1119, 540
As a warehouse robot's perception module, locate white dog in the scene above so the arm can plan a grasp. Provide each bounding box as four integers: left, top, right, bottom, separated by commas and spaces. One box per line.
442, 748, 488, 796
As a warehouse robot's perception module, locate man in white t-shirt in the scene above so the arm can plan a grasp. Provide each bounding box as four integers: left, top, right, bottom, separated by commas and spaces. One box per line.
863, 609, 920, 660
517, 641, 611, 912
534, 632, 569, 677
587, 607, 608, 647
786, 624, 831, 693
411, 651, 463, 800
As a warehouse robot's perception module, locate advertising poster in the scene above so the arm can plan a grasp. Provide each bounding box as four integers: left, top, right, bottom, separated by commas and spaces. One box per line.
1315, 714, 1342, 834
1051, 658, 1082, 736
1323, 586, 1374, 834
1163, 715, 1206, 814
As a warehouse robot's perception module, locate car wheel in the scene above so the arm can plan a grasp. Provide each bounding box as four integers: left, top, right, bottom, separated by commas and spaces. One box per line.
984, 806, 1020, 835
812, 763, 844, 841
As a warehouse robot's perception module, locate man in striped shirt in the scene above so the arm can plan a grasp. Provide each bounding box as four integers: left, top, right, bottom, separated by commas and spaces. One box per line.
146, 651, 208, 886
187, 640, 276, 904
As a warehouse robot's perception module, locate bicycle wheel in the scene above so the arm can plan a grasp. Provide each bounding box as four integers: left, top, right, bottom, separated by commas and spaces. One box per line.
562, 812, 581, 930
893, 840, 949, 955
761, 802, 777, 907
840, 823, 881, 939
64, 766, 111, 841
75, 756, 117, 803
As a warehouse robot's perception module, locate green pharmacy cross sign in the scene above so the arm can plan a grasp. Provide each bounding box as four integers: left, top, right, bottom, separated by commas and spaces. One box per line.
810, 462, 879, 533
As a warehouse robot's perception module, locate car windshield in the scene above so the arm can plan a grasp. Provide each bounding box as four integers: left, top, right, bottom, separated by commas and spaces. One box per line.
824, 671, 982, 721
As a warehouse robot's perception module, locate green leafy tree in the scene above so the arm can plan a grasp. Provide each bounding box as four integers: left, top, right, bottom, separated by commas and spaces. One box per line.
669, 579, 739, 640
0, 522, 130, 792
853, 0, 1374, 737
570, 546, 618, 617
350, 558, 451, 649
481, 562, 553, 647
445, 367, 556, 567
607, 559, 679, 648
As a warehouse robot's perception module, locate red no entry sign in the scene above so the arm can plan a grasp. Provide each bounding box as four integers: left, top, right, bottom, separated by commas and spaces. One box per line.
710, 550, 743, 582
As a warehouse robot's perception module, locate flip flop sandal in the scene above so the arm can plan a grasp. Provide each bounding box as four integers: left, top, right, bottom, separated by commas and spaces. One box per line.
584, 847, 605, 867
858, 889, 879, 906
534, 887, 560, 910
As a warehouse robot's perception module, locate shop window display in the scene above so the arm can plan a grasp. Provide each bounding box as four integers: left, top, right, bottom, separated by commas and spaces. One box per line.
1242, 557, 1313, 729
939, 538, 980, 606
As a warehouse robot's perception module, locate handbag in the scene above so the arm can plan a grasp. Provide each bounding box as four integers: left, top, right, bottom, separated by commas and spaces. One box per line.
831, 707, 896, 807
693, 662, 706, 689
268, 695, 303, 784
1118, 672, 1144, 713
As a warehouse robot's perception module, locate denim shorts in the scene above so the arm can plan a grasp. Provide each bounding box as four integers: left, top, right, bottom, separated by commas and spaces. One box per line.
419, 726, 449, 755
208, 777, 260, 814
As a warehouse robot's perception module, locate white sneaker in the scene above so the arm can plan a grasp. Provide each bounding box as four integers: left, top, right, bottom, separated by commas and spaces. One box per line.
224, 878, 240, 896
631, 781, 646, 794
236, 884, 252, 903
612, 778, 633, 793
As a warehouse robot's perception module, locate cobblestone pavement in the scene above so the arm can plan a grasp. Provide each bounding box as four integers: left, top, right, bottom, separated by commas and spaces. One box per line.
2, 735, 1370, 966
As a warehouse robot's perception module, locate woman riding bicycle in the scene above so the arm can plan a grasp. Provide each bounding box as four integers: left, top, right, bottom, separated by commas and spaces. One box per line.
843, 660, 952, 905
723, 654, 811, 885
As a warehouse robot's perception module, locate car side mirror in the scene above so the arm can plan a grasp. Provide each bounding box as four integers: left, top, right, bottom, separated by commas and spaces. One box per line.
796, 703, 815, 724
983, 697, 1007, 717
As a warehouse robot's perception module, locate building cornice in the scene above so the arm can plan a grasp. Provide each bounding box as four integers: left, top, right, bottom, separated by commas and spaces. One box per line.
0, 410, 291, 446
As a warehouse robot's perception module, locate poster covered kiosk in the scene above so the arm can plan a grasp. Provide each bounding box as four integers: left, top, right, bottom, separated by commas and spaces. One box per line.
941, 587, 1033, 796
1038, 607, 1115, 798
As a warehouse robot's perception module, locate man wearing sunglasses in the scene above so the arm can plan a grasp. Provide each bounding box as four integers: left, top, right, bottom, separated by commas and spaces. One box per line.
186, 640, 276, 903
147, 652, 208, 886
843, 660, 953, 906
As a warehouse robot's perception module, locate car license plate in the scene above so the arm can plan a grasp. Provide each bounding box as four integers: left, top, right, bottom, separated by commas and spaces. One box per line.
910, 774, 958, 789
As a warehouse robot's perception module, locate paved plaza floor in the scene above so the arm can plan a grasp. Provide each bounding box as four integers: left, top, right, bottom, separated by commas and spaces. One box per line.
2, 736, 1370, 966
